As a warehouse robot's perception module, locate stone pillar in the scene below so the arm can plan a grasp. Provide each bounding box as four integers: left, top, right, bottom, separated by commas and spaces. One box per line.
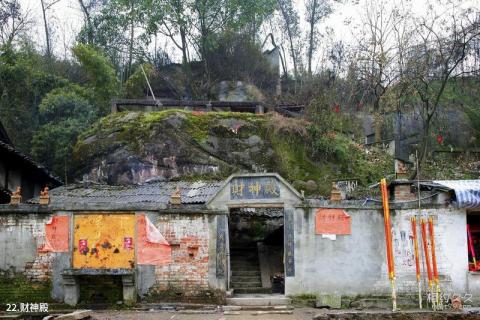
255, 105, 264, 115
62, 274, 80, 306
111, 100, 118, 113
122, 274, 137, 305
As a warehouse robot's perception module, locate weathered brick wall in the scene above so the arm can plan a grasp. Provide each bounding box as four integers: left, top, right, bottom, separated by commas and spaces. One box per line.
0, 213, 53, 282
152, 213, 210, 297
0, 212, 55, 303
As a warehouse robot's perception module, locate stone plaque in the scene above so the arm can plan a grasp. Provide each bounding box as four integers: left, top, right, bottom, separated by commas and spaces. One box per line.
230, 177, 280, 200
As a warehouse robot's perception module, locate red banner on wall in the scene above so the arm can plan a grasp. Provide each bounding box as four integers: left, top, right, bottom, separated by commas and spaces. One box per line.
40, 215, 69, 252
137, 214, 172, 266
315, 209, 351, 235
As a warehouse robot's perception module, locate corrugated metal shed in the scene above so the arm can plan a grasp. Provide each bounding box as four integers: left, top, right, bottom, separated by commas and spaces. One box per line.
28, 180, 223, 205
422, 180, 480, 209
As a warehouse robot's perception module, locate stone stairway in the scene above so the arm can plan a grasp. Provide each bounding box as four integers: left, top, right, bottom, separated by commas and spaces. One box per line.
230, 246, 270, 294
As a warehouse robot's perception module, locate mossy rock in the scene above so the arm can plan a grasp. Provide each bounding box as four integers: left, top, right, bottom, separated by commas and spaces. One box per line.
72, 110, 394, 196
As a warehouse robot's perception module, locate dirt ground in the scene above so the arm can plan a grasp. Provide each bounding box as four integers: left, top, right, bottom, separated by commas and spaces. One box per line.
90, 308, 318, 320
88, 308, 480, 320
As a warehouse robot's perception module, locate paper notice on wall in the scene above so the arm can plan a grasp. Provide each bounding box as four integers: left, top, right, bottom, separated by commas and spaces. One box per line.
137, 214, 172, 266
41, 215, 69, 252
315, 209, 351, 235
321, 234, 337, 240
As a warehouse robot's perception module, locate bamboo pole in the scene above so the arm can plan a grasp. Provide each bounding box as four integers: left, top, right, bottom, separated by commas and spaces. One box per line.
411, 216, 422, 309
421, 218, 434, 309
428, 217, 441, 309
380, 178, 397, 311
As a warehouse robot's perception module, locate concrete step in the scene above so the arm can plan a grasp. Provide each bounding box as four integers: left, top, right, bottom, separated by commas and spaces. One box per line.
231, 259, 258, 263
231, 276, 261, 282
231, 267, 260, 272
231, 271, 260, 276
234, 287, 272, 294
231, 281, 262, 288
227, 294, 291, 306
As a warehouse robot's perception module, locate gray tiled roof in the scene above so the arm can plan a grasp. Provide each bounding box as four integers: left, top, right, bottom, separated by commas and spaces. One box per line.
0, 140, 62, 185
28, 180, 223, 205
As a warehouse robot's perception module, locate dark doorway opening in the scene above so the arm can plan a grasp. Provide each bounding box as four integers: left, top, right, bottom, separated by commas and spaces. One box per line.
228, 207, 284, 294
78, 275, 123, 308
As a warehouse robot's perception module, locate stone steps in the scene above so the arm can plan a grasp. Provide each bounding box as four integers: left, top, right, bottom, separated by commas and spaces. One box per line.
231, 270, 261, 276
226, 294, 291, 306
230, 245, 267, 295
231, 276, 262, 282
233, 287, 272, 294
231, 281, 262, 288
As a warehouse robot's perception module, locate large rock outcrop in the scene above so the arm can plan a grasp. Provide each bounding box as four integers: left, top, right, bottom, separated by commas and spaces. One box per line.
72, 110, 393, 196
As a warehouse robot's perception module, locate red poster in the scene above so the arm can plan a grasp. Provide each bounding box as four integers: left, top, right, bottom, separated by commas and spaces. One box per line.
137, 214, 172, 266
40, 215, 69, 252
315, 209, 351, 235
78, 239, 88, 255
124, 237, 133, 249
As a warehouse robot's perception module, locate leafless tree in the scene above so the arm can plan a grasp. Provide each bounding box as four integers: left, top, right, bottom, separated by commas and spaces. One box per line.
78, 0, 99, 45
355, 0, 397, 143
408, 1, 480, 167
40, 0, 61, 57
305, 0, 333, 77
0, 0, 32, 46
277, 0, 301, 79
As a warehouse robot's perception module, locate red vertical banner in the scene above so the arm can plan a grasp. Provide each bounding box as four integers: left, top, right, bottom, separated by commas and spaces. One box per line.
428, 217, 439, 284
421, 218, 433, 286
468, 224, 477, 271
411, 217, 421, 281
380, 179, 395, 279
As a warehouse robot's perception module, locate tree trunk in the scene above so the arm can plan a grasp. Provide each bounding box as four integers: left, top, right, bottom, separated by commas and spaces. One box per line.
374, 113, 383, 144
373, 99, 382, 143
127, 1, 134, 77
307, 0, 316, 77
40, 0, 51, 57
180, 26, 194, 97
78, 0, 94, 44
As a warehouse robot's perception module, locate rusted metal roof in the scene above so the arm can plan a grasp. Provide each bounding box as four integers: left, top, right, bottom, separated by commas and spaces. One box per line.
28, 180, 223, 205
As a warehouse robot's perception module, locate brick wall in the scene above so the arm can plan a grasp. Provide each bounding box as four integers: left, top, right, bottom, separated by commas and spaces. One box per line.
0, 213, 55, 303
152, 214, 210, 297
0, 214, 53, 283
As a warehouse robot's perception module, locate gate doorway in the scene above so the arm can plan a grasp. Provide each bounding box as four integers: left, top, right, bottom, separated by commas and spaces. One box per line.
228, 207, 284, 294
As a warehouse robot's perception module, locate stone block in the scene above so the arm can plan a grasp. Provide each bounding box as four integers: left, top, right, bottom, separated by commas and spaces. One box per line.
316, 294, 341, 309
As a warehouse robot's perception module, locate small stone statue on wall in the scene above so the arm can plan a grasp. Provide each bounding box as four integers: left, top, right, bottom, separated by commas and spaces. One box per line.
39, 186, 50, 205
10, 186, 21, 205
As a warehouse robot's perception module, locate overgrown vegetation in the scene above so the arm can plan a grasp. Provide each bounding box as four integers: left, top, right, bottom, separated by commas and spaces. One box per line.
73, 109, 394, 196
